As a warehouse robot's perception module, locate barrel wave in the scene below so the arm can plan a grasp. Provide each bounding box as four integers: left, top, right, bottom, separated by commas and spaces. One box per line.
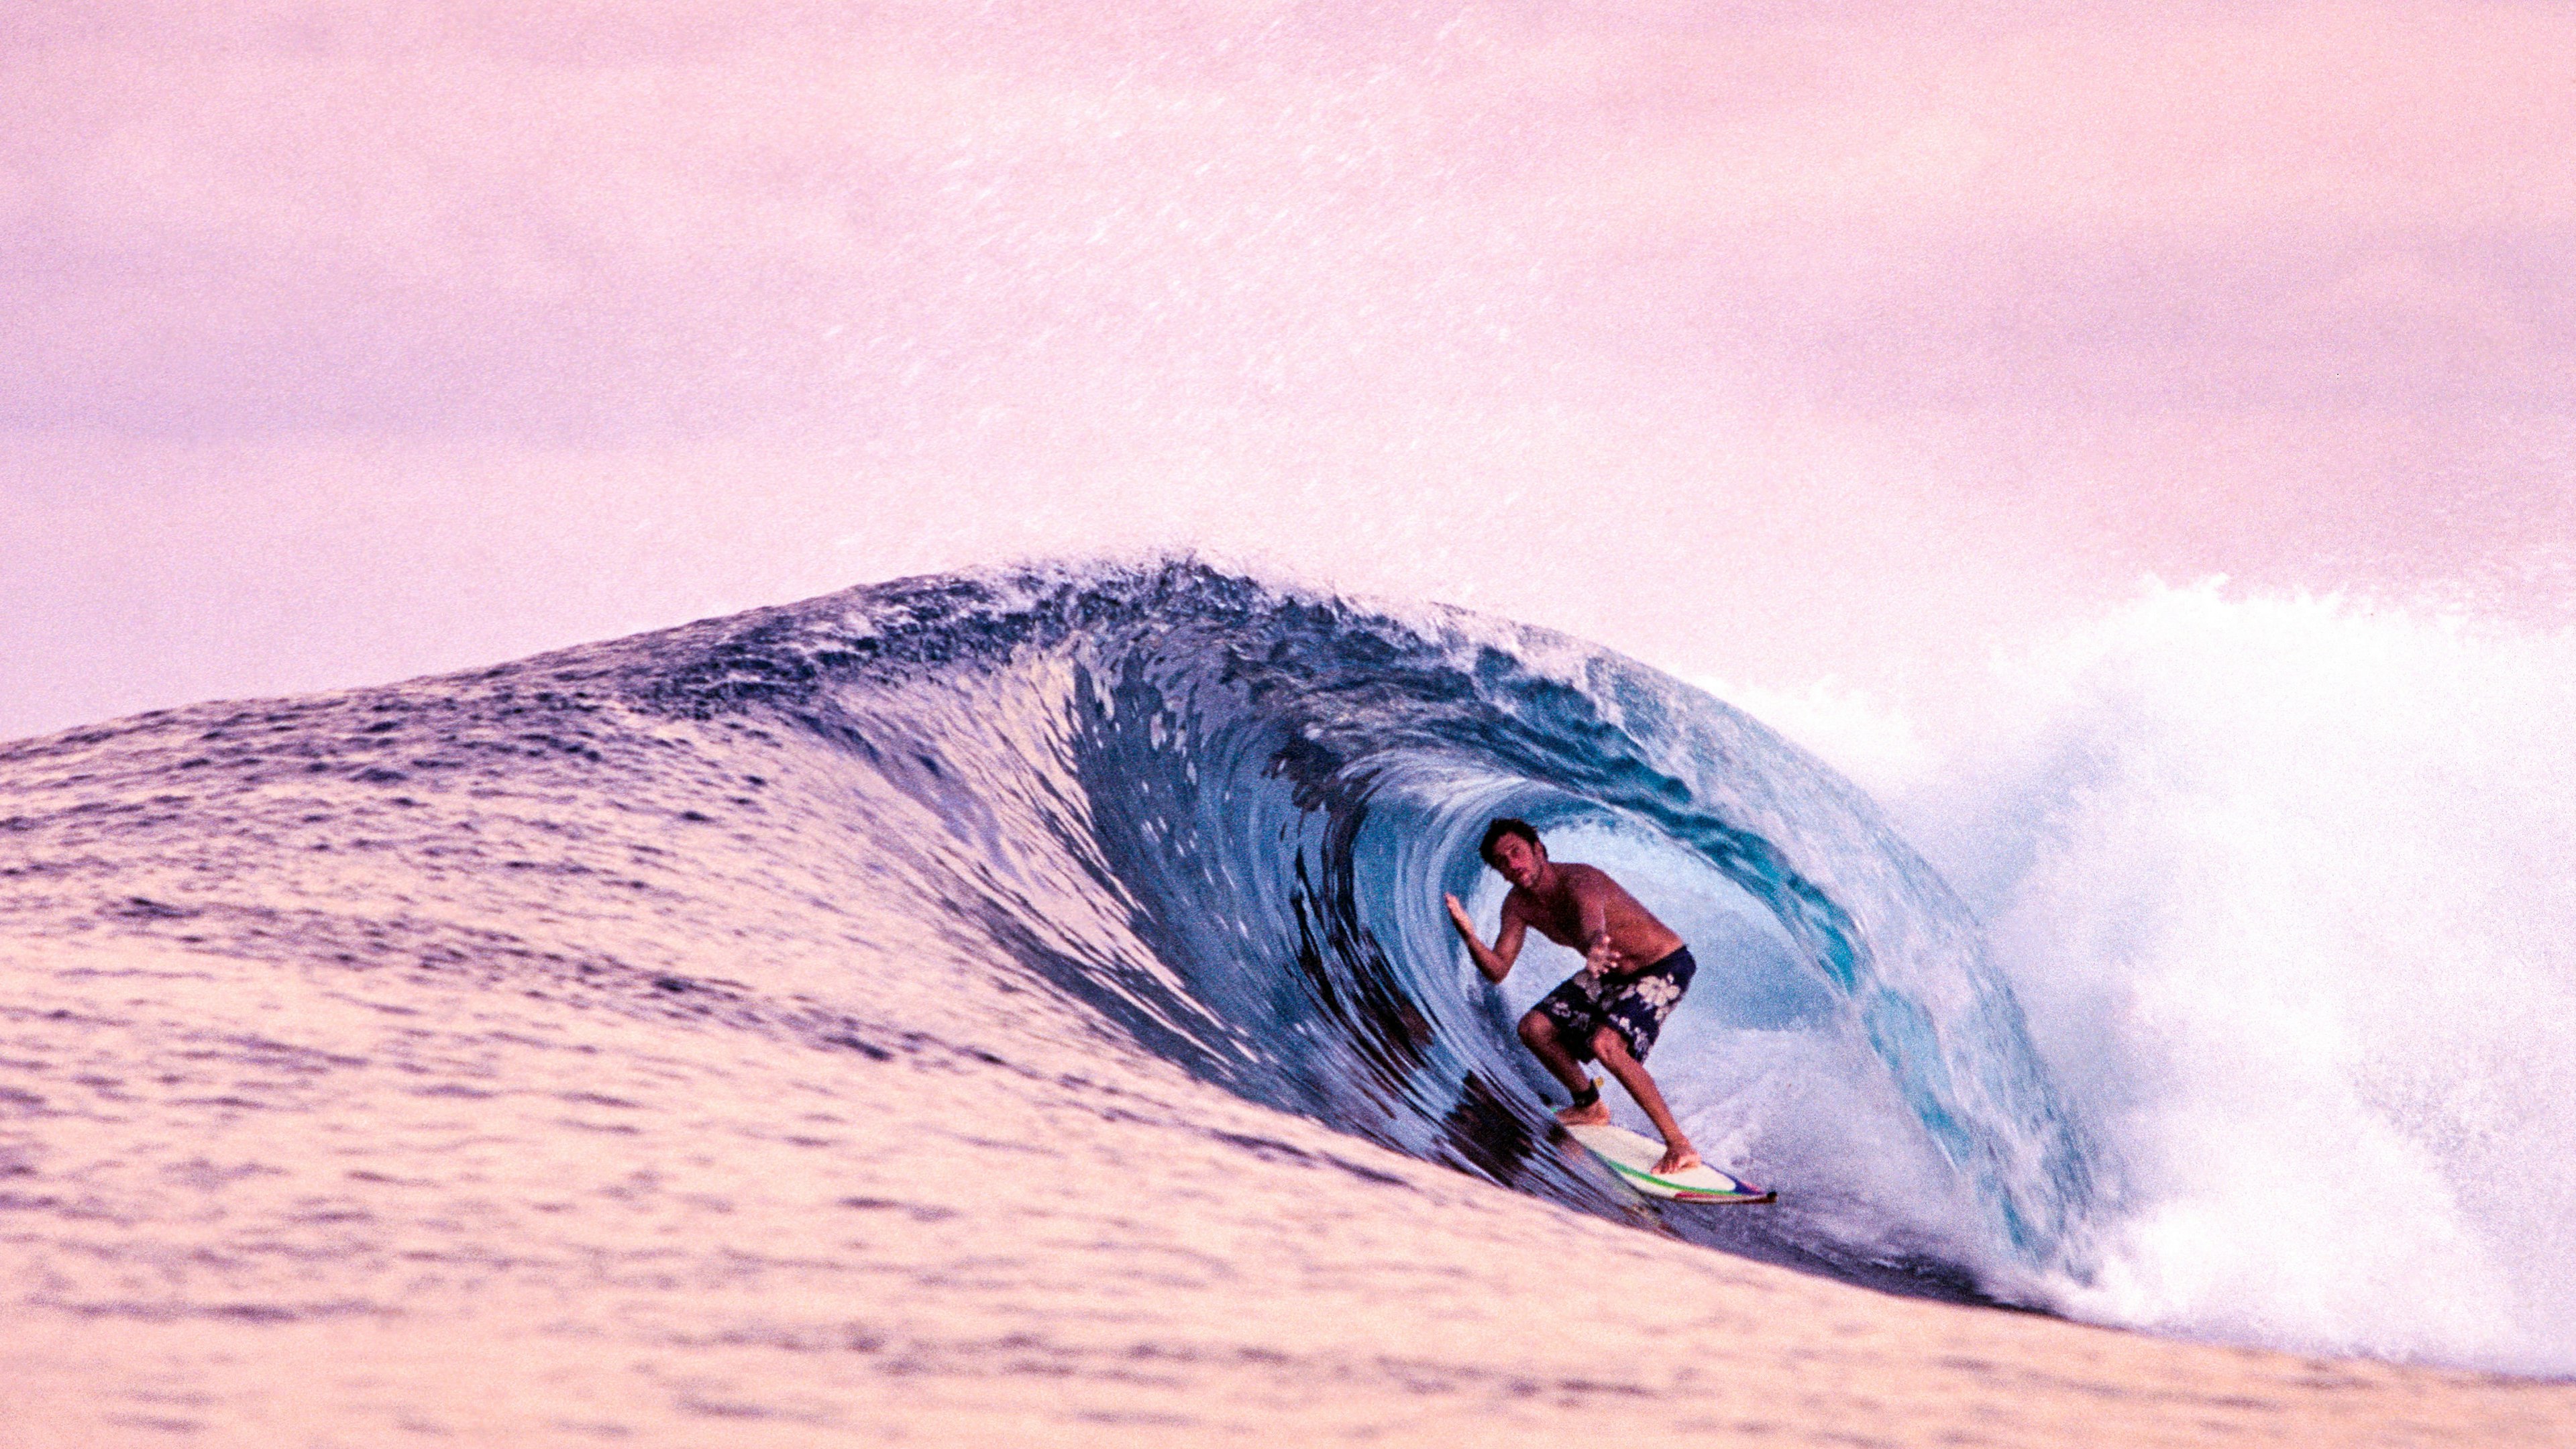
631, 560, 2096, 1296
0, 558, 2100, 1307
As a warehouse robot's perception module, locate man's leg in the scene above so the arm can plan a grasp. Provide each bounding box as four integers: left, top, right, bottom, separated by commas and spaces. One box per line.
1589, 1025, 1701, 1174
1517, 1010, 1609, 1124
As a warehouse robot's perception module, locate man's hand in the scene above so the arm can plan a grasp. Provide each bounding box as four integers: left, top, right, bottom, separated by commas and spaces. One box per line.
1584, 934, 1625, 978
1448, 892, 1521, 983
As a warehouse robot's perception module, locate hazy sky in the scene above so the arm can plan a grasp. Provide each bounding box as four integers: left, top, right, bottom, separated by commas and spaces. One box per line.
7, 1, 2571, 738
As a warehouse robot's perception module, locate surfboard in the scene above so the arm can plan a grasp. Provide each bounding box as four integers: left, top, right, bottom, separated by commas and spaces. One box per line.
1562, 1122, 1776, 1204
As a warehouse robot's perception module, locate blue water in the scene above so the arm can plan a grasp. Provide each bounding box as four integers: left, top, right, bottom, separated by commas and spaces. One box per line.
629, 559, 2099, 1299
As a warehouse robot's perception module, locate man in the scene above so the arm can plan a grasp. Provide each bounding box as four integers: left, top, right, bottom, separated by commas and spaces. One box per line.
1444, 818, 1702, 1175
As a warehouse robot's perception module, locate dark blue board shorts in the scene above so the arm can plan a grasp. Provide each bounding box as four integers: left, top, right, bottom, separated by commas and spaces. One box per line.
1534, 946, 1695, 1063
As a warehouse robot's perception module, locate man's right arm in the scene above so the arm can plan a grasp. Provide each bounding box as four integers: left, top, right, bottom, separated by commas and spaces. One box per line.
1445, 893, 1525, 983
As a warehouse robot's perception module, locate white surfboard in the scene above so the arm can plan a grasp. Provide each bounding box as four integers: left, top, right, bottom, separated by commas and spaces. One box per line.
1562, 1122, 1776, 1205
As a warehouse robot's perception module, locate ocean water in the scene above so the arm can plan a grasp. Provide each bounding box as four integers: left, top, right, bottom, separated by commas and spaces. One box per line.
3, 560, 2567, 1382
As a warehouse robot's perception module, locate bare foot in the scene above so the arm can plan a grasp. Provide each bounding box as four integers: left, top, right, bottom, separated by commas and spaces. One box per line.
1653, 1144, 1701, 1175
1555, 1097, 1611, 1127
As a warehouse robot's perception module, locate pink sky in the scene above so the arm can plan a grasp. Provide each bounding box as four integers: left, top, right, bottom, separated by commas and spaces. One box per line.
6, 1, 2572, 737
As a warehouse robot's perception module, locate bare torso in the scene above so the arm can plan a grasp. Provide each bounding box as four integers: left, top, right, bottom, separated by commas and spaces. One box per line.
1506, 863, 1684, 975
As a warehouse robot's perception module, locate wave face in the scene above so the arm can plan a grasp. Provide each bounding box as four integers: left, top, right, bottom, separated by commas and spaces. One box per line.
623, 560, 2096, 1295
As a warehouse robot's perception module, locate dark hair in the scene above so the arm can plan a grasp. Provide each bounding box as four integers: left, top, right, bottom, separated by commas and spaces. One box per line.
1478, 817, 1542, 867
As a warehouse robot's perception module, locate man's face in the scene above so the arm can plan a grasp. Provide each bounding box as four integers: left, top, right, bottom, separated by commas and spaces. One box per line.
1489, 833, 1544, 889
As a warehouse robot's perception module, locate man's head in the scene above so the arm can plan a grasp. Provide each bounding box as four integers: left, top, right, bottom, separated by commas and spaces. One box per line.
1478, 817, 1546, 888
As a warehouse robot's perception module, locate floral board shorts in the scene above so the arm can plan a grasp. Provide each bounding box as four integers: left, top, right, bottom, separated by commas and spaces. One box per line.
1534, 947, 1696, 1063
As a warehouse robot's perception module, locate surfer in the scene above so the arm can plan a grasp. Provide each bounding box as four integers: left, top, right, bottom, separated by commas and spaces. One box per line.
1444, 818, 1703, 1175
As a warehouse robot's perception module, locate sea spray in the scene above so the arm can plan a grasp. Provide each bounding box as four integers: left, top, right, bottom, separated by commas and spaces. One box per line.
1732, 582, 2576, 1371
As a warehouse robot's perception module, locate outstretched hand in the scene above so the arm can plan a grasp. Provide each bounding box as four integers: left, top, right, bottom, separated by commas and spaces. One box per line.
1443, 893, 1475, 934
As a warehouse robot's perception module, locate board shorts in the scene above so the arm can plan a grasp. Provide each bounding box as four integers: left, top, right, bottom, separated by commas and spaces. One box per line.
1532, 946, 1695, 1064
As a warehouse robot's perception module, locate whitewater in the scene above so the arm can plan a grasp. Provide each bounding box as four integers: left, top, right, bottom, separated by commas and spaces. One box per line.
3, 559, 2570, 1444
1737, 580, 2576, 1371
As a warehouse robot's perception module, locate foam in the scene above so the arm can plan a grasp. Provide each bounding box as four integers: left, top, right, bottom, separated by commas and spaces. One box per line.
1738, 581, 2576, 1371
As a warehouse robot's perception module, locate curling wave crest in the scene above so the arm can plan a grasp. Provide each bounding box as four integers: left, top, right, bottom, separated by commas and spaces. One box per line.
632, 560, 2099, 1297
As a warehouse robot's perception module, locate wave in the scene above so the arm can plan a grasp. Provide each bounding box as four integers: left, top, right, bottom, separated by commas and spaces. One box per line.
0, 558, 2110, 1310
604, 559, 2098, 1297
17, 559, 2574, 1371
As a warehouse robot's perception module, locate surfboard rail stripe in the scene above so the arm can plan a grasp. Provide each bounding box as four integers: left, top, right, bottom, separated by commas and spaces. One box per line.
1564, 1122, 1778, 1205
1599, 1157, 1776, 1203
